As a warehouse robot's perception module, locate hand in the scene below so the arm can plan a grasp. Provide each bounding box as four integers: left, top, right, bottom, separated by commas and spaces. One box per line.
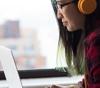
49, 85, 67, 88
48, 84, 80, 88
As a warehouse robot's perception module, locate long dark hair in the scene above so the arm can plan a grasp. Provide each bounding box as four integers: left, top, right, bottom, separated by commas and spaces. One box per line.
51, 0, 100, 75
85, 0, 100, 36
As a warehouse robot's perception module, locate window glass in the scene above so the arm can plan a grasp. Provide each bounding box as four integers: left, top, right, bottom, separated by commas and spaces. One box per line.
0, 0, 59, 70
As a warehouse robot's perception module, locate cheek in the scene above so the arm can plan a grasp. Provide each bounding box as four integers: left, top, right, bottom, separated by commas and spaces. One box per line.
63, 8, 75, 21
63, 5, 79, 21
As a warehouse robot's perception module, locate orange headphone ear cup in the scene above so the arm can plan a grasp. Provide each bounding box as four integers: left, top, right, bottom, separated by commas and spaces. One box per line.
78, 0, 97, 14
78, 0, 83, 13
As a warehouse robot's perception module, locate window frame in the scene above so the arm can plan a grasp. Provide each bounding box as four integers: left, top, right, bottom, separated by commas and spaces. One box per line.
0, 68, 70, 80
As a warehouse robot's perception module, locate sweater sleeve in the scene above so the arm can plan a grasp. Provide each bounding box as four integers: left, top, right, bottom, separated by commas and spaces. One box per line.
85, 32, 100, 88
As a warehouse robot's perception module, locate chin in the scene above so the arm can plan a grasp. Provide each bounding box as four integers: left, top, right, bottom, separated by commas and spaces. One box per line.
67, 26, 80, 32
66, 27, 75, 32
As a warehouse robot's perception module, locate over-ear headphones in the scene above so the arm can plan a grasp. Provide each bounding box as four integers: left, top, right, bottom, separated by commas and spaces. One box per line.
78, 0, 97, 14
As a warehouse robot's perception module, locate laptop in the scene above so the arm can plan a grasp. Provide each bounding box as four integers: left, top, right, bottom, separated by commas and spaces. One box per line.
0, 46, 23, 88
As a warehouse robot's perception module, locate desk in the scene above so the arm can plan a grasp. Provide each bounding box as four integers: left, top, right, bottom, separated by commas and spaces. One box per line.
0, 76, 83, 88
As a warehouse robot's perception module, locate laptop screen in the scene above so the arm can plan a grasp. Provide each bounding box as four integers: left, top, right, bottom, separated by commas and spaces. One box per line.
0, 46, 22, 88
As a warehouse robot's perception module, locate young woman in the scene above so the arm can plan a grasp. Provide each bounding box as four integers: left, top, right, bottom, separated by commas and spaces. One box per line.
50, 0, 100, 88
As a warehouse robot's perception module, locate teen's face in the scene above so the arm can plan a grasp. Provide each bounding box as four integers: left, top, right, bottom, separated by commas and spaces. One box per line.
56, 0, 85, 32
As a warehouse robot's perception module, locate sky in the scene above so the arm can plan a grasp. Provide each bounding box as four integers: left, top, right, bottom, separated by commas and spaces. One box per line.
0, 0, 59, 67
0, 0, 56, 28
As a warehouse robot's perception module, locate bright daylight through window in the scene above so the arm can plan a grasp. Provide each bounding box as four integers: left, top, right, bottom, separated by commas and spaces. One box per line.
0, 0, 59, 70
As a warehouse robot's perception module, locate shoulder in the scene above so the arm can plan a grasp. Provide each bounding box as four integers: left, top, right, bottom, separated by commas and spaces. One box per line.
85, 29, 100, 45
85, 29, 100, 60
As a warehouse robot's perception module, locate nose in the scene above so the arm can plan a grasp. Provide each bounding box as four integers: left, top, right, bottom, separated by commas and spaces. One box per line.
57, 9, 63, 19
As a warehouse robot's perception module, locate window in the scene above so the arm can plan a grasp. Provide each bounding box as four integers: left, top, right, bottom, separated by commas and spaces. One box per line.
0, 0, 69, 80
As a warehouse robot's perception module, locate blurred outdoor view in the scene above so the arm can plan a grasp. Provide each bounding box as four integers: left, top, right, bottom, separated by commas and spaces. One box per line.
0, 0, 59, 70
